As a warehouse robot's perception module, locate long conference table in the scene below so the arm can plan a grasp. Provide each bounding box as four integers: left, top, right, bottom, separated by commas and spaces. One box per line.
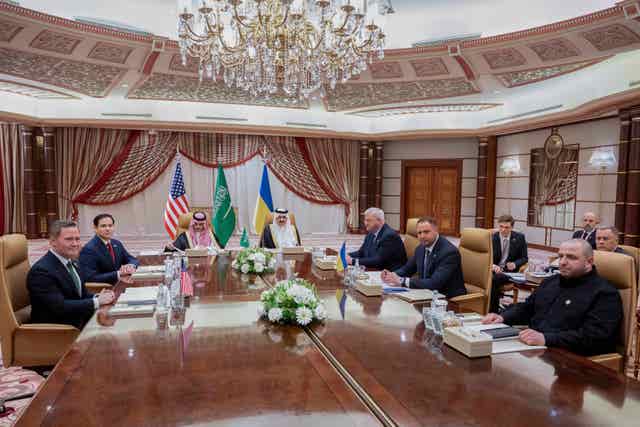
15, 252, 640, 426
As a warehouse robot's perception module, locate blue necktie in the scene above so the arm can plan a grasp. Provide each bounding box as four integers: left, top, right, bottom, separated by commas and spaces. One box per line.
422, 249, 430, 279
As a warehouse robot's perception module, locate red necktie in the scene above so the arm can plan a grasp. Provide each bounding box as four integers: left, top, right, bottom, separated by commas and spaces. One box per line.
106, 242, 116, 263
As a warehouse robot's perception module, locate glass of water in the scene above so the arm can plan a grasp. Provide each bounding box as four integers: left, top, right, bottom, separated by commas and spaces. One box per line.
422, 307, 434, 331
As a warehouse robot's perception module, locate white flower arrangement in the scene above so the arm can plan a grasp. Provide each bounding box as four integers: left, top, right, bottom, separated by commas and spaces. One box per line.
233, 247, 275, 275
259, 278, 326, 326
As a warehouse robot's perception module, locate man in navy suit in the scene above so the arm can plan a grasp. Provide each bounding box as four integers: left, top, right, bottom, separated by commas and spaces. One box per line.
79, 213, 139, 285
572, 211, 599, 249
27, 220, 115, 328
489, 214, 529, 313
381, 216, 466, 298
595, 226, 630, 256
346, 207, 406, 271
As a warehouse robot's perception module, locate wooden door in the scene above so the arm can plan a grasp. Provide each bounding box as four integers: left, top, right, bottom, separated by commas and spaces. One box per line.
401, 160, 462, 236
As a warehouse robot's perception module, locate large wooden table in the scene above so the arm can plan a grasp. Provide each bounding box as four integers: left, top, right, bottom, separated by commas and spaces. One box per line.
15, 252, 640, 426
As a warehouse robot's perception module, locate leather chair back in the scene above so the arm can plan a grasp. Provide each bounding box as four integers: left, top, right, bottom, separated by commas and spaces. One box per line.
402, 235, 420, 260
619, 245, 639, 270
405, 218, 418, 237
593, 250, 637, 357
459, 228, 493, 313
0, 234, 31, 366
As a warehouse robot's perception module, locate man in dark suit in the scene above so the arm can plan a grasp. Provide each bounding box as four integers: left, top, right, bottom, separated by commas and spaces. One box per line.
572, 211, 599, 249
79, 213, 139, 284
483, 239, 622, 356
27, 220, 115, 328
381, 216, 466, 298
595, 226, 630, 256
347, 207, 406, 271
489, 214, 529, 313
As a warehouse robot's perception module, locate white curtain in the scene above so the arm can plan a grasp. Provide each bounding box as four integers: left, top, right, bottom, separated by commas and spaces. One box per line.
77, 156, 345, 237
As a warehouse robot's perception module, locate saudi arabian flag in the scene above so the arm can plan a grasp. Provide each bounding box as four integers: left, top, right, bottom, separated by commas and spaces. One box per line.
212, 165, 236, 248
240, 227, 250, 248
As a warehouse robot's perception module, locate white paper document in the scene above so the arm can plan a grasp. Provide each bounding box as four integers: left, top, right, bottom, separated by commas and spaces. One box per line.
118, 286, 158, 304
491, 339, 546, 354
139, 250, 161, 256
136, 265, 165, 273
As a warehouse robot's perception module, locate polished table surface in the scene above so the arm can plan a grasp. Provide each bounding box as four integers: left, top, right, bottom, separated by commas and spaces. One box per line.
15, 253, 380, 427
16, 252, 640, 426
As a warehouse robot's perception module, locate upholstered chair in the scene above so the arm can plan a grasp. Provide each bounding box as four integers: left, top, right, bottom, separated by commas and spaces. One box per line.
450, 228, 493, 315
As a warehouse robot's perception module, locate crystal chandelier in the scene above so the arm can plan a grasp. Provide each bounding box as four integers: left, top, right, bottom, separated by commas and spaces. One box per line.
177, 0, 386, 99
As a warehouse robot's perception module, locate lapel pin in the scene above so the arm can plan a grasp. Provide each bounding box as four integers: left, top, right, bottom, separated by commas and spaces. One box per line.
565, 299, 571, 305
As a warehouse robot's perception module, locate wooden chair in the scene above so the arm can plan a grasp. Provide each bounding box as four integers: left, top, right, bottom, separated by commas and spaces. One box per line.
450, 228, 493, 315
401, 218, 420, 259
590, 250, 638, 373
501, 263, 529, 305
0, 234, 79, 367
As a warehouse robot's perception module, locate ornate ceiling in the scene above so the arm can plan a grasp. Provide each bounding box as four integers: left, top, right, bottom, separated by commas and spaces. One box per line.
0, 1, 640, 120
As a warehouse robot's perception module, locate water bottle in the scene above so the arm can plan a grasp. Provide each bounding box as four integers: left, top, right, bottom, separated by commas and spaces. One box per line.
170, 277, 183, 309
156, 282, 169, 313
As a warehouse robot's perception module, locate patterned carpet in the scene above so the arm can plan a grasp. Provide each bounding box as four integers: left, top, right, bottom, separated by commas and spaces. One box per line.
1, 234, 635, 425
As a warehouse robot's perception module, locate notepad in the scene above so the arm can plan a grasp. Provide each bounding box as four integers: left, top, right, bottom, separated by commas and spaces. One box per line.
118, 286, 158, 305
491, 339, 546, 354
392, 289, 433, 303
136, 265, 165, 273
109, 303, 155, 316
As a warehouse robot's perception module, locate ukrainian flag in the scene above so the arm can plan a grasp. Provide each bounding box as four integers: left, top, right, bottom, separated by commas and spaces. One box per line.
253, 164, 274, 234
336, 241, 347, 272
335, 289, 347, 320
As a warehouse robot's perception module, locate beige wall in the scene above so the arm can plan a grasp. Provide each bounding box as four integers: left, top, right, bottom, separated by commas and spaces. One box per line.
496, 117, 620, 248
381, 138, 479, 232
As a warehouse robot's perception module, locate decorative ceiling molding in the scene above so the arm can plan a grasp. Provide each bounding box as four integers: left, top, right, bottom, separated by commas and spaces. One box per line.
348, 103, 501, 117
324, 78, 480, 112
29, 29, 82, 55
0, 80, 78, 99
495, 57, 608, 88
127, 73, 309, 109
87, 42, 133, 64
581, 24, 640, 51
409, 58, 449, 77
0, 18, 23, 42
0, 47, 126, 97
482, 48, 527, 69
369, 62, 404, 79
528, 38, 581, 62
0, 79, 77, 99
0, 1, 155, 44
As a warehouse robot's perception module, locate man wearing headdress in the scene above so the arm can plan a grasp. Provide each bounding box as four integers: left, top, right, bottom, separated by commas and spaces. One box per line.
259, 208, 301, 249
167, 211, 220, 252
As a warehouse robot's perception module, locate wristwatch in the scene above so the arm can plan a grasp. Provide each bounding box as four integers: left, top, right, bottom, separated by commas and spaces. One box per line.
402, 277, 409, 288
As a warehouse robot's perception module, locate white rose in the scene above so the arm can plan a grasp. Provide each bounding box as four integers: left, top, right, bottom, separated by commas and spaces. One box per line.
295, 306, 313, 326
241, 264, 250, 274
248, 253, 256, 261
268, 307, 283, 322
254, 252, 266, 263
254, 262, 264, 273
314, 304, 327, 321
269, 258, 277, 268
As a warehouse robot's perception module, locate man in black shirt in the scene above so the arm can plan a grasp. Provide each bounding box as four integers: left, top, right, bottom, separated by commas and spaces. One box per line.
482, 239, 622, 356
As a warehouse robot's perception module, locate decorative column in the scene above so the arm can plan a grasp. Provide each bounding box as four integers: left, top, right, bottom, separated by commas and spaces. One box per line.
625, 111, 640, 246
475, 136, 497, 228
616, 110, 631, 241
373, 141, 384, 209
21, 125, 39, 238
41, 127, 58, 233
616, 106, 640, 247
358, 141, 371, 229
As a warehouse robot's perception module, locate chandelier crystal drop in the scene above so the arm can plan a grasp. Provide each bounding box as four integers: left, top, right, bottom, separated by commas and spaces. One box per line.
177, 0, 386, 99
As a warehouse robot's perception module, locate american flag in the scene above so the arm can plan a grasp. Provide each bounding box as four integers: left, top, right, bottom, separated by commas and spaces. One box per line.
163, 155, 189, 239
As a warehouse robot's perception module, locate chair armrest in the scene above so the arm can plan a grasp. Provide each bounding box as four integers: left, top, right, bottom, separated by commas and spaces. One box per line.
85, 282, 113, 293
588, 353, 623, 373
13, 324, 79, 367
450, 292, 484, 303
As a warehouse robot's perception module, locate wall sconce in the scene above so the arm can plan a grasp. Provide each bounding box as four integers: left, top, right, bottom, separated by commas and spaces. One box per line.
500, 157, 521, 214
500, 157, 521, 175
588, 147, 616, 170
588, 147, 616, 217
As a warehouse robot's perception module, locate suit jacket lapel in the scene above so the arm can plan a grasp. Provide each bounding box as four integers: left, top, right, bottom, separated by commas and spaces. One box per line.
49, 253, 81, 298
